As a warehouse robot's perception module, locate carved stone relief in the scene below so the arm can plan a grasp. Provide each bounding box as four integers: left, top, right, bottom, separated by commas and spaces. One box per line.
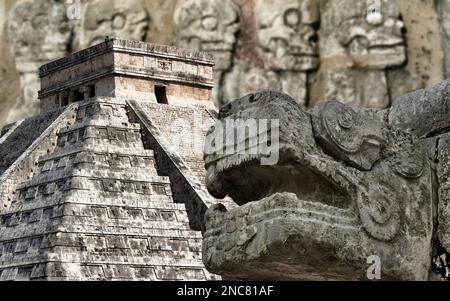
311, 0, 406, 108
75, 0, 150, 49
202, 81, 450, 280
174, 0, 241, 108
222, 0, 320, 108
174, 0, 438, 110
6, 0, 72, 123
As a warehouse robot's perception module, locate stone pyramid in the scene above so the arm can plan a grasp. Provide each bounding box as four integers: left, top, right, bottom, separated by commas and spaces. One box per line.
0, 38, 233, 281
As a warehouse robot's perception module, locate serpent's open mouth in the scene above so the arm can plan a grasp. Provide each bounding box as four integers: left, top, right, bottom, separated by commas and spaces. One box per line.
205, 149, 352, 211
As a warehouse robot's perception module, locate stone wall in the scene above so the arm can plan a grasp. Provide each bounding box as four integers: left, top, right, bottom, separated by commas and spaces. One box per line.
0, 0, 448, 126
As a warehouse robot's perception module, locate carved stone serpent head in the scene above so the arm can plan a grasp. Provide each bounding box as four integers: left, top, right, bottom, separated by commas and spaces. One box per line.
202, 87, 448, 280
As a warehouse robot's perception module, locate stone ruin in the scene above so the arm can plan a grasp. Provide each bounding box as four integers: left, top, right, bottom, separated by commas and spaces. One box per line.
0, 38, 236, 280
0, 36, 449, 281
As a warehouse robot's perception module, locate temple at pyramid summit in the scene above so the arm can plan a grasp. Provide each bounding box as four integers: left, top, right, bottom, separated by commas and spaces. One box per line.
0, 38, 235, 281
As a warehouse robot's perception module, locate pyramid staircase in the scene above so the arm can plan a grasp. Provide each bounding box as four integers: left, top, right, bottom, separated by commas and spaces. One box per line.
0, 97, 218, 280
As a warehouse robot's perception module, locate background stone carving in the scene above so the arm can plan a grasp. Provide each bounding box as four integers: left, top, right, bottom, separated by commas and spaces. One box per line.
311, 0, 406, 108
73, 0, 150, 50
222, 0, 320, 107
6, 0, 72, 123
0, 0, 447, 126
174, 0, 241, 108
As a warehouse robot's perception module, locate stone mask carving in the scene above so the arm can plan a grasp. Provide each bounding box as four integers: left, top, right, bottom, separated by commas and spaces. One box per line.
251, 0, 320, 107
174, 0, 240, 109
202, 82, 450, 280
82, 0, 150, 48
333, 0, 406, 68
257, 0, 320, 71
174, 0, 240, 71
311, 0, 407, 109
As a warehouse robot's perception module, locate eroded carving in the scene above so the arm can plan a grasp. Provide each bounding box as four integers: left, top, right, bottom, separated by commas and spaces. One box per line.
79, 0, 150, 48
202, 82, 450, 280
312, 0, 406, 108
222, 0, 320, 108
7, 0, 72, 122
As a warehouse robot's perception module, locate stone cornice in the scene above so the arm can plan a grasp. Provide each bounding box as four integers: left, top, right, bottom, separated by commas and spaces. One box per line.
38, 38, 215, 78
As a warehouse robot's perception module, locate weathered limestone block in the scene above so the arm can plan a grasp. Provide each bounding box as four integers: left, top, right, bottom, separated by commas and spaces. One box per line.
388, 80, 450, 138
388, 0, 444, 101
434, 0, 450, 78
202, 82, 450, 280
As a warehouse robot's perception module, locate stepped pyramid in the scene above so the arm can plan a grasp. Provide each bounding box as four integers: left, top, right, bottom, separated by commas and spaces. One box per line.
0, 38, 234, 281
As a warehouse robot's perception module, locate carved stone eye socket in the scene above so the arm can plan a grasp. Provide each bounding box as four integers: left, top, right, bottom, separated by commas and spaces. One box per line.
111, 14, 127, 30
284, 9, 301, 28
201, 16, 219, 31
366, 8, 384, 25
249, 94, 259, 103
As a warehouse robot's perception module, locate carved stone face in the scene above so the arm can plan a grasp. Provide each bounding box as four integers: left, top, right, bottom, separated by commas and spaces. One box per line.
327, 0, 406, 68
83, 0, 149, 47
174, 0, 240, 71
256, 0, 319, 71
8, 0, 71, 66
